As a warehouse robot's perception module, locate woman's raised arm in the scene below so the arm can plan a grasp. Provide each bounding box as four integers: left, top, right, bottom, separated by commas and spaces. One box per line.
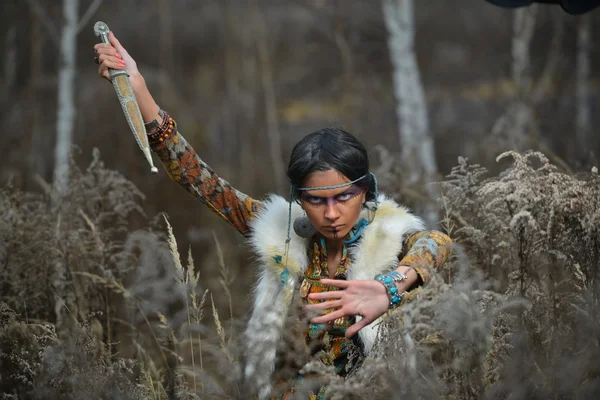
95, 32, 262, 236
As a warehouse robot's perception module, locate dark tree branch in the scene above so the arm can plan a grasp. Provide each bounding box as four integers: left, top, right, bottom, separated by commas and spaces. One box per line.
24, 0, 59, 48
77, 0, 103, 35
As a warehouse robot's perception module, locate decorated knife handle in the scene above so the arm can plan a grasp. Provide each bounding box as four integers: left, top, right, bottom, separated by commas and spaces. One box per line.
94, 21, 158, 175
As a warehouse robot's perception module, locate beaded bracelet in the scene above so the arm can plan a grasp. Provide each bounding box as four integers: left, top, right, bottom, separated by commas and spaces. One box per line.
374, 270, 407, 309
144, 106, 166, 132
147, 111, 176, 146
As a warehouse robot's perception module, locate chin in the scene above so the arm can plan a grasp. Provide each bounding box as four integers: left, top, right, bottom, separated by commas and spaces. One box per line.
318, 227, 353, 241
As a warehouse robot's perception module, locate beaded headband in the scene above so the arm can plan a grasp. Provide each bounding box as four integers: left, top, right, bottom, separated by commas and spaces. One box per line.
294, 173, 373, 192
285, 172, 379, 244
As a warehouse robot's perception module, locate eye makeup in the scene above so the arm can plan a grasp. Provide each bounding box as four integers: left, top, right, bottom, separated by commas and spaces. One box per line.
299, 184, 365, 207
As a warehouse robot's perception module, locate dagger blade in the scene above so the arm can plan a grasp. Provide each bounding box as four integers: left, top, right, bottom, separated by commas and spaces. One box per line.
94, 21, 158, 175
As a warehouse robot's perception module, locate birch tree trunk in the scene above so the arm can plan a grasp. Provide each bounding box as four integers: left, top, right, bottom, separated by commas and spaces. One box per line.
25, 0, 101, 332
509, 6, 537, 149
53, 0, 80, 333
382, 0, 439, 226
53, 0, 79, 195
490, 6, 537, 154
575, 14, 591, 162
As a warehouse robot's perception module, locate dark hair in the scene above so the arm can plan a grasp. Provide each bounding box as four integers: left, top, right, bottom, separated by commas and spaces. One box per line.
287, 127, 376, 201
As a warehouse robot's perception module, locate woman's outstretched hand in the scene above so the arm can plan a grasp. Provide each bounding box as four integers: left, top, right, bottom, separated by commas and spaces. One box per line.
93, 32, 161, 124
305, 279, 390, 338
94, 31, 140, 83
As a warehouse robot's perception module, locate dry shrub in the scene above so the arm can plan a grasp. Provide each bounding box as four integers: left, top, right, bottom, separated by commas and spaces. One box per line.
441, 151, 600, 399
0, 302, 57, 398
325, 249, 497, 400
322, 150, 600, 400
0, 149, 203, 399
0, 147, 146, 325
2, 148, 600, 399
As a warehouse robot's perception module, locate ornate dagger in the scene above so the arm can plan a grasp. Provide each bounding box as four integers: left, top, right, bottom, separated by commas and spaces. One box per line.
94, 21, 158, 174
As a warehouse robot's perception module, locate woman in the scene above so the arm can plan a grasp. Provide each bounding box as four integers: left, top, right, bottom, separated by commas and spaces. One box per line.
95, 32, 452, 399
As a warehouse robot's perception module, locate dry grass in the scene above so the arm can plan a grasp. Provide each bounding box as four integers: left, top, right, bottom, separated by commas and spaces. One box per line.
1, 148, 600, 399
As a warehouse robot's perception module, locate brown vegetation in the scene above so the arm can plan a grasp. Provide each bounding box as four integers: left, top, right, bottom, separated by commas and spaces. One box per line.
1, 1, 599, 398
1, 149, 599, 399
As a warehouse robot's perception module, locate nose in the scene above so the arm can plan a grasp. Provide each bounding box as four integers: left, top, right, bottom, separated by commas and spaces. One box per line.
324, 203, 340, 221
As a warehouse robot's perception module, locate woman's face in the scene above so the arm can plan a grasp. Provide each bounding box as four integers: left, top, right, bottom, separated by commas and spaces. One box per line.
300, 169, 366, 241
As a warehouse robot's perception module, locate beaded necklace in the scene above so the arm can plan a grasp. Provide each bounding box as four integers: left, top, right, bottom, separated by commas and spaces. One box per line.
301, 235, 353, 334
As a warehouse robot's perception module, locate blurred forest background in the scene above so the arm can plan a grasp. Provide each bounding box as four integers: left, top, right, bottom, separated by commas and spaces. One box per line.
1, 0, 600, 398
3, 0, 598, 260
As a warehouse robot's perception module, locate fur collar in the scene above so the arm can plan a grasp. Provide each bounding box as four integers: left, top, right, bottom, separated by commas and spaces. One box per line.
244, 194, 424, 398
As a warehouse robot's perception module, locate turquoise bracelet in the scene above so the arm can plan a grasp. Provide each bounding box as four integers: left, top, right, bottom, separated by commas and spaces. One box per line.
374, 271, 407, 308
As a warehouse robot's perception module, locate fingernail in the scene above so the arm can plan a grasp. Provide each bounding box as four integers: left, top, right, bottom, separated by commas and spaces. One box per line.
116, 53, 121, 59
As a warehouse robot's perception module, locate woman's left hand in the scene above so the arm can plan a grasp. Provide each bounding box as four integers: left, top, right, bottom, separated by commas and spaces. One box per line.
305, 279, 390, 338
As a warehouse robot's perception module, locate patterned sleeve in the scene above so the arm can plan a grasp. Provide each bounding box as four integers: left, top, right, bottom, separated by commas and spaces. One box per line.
397, 230, 453, 286
148, 113, 262, 236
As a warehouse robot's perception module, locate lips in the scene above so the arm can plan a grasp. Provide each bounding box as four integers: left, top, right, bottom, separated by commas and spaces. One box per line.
325, 225, 344, 231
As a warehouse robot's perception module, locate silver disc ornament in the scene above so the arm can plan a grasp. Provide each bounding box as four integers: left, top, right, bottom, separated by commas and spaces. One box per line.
293, 216, 317, 238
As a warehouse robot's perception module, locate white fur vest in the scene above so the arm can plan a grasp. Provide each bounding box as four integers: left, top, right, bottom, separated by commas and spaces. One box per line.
243, 194, 424, 398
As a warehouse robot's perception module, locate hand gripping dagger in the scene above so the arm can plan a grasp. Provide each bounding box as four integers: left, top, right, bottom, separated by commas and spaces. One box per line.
94, 21, 158, 174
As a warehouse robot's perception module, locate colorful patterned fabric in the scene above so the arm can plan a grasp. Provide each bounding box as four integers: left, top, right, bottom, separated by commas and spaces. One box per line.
276, 239, 361, 398
151, 132, 261, 236
150, 124, 453, 398
399, 230, 454, 286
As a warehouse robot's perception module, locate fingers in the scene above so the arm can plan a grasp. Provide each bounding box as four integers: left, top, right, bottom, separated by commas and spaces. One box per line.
310, 309, 345, 324
345, 318, 371, 338
94, 31, 139, 82
108, 31, 135, 62
96, 53, 125, 81
317, 279, 350, 289
97, 53, 124, 68
305, 300, 343, 311
108, 31, 125, 52
307, 290, 343, 301
94, 43, 124, 81
94, 43, 122, 59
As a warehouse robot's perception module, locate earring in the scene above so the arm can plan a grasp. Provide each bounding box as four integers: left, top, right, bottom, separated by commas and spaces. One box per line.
293, 214, 316, 238
363, 201, 377, 222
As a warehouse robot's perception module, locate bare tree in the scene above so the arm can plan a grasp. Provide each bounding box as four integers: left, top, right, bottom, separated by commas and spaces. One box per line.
25, 0, 102, 332
510, 6, 537, 148
382, 0, 439, 226
253, 0, 286, 195
490, 7, 574, 173
53, 0, 80, 195
26, 0, 102, 196
575, 14, 591, 163
491, 6, 537, 151
532, 12, 564, 106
